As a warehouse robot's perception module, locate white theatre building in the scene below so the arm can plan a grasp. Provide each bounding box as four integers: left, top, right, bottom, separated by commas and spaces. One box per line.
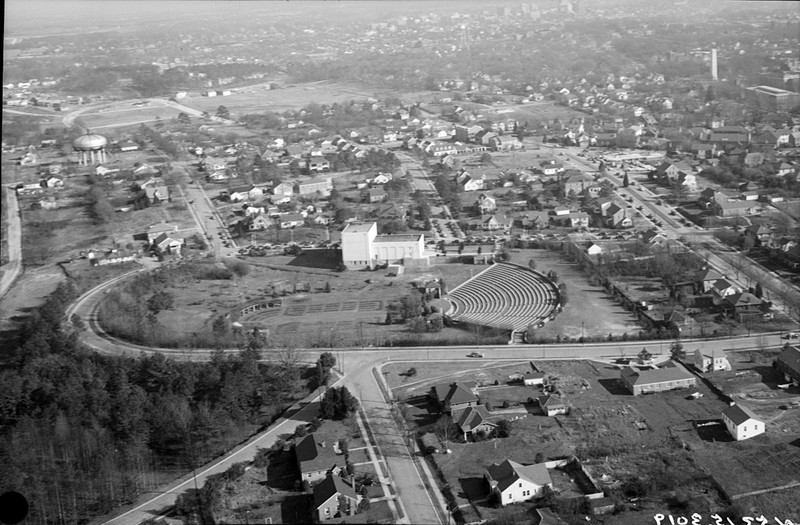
341, 222, 427, 269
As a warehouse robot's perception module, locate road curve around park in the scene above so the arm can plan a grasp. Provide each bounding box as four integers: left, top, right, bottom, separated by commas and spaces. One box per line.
70, 267, 786, 525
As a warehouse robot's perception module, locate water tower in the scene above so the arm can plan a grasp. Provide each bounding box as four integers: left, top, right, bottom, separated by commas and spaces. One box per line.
72, 132, 108, 165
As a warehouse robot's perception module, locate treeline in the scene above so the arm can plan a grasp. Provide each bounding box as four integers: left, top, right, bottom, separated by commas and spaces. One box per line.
0, 278, 312, 525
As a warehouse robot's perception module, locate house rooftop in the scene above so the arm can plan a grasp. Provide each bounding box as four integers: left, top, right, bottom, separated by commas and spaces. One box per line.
487, 459, 552, 493
620, 361, 694, 386
342, 223, 375, 234
723, 403, 761, 426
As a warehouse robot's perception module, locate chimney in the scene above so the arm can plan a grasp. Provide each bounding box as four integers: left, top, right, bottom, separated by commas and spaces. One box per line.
711, 48, 718, 81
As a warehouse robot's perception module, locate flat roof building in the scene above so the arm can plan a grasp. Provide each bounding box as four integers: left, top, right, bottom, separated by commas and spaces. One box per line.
341, 222, 427, 269
745, 85, 800, 112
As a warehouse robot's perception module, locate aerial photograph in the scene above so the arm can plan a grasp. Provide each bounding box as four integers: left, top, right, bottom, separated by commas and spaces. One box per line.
2, 0, 800, 524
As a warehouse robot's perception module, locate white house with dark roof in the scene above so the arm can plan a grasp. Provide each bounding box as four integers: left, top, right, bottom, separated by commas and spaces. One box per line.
313, 475, 360, 521
694, 348, 731, 373
295, 434, 342, 484
485, 459, 553, 506
722, 403, 764, 441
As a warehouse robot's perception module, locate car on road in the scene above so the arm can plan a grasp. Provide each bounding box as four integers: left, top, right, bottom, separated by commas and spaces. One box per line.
783, 332, 800, 340
467, 352, 484, 358
615, 358, 631, 364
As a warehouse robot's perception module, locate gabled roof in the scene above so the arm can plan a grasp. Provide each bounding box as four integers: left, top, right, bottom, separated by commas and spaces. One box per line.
776, 346, 800, 374
697, 268, 722, 282
296, 434, 340, 474
538, 394, 566, 409
432, 382, 478, 406
452, 405, 495, 433
723, 404, 761, 426
725, 292, 762, 308
313, 475, 358, 508
486, 459, 552, 492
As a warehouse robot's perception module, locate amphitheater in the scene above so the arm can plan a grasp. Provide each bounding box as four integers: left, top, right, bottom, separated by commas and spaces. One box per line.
444, 262, 561, 335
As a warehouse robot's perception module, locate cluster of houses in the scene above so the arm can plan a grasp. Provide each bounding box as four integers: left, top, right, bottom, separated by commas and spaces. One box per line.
294, 433, 363, 521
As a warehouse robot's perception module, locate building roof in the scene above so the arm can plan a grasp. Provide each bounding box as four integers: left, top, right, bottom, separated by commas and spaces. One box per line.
452, 405, 495, 433
72, 133, 107, 150
620, 361, 694, 387
723, 403, 761, 426
342, 222, 376, 234
374, 234, 423, 243
725, 292, 762, 308
487, 459, 552, 493
538, 394, 566, 409
296, 434, 340, 474
313, 475, 358, 508
777, 346, 800, 374
432, 382, 478, 407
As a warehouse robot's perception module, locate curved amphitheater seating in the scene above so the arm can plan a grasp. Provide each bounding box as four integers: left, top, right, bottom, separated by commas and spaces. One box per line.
445, 262, 560, 332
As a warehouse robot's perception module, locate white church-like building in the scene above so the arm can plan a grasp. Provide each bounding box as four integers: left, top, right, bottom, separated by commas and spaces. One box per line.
340, 222, 427, 269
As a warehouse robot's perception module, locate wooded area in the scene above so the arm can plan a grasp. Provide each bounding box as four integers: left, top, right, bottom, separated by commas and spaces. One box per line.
0, 278, 313, 524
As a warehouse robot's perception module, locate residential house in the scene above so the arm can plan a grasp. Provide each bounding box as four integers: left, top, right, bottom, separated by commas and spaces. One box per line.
477, 193, 497, 214
743, 224, 772, 247
296, 434, 342, 484
723, 292, 765, 321
516, 211, 550, 230
710, 278, 741, 299
482, 212, 511, 231
619, 361, 696, 396
605, 203, 631, 229
585, 243, 603, 256
273, 182, 294, 196
775, 346, 800, 386
694, 348, 731, 373
451, 405, 498, 440
458, 171, 485, 192
722, 403, 765, 441
297, 178, 333, 197
199, 155, 226, 172
314, 475, 360, 521
249, 215, 272, 231
365, 187, 387, 203
538, 161, 563, 176
568, 211, 590, 229
228, 186, 251, 203
562, 171, 595, 196
641, 229, 669, 247
306, 156, 330, 172
696, 268, 723, 293
140, 181, 169, 205
431, 382, 478, 414
150, 233, 183, 255
279, 213, 306, 229
146, 223, 179, 242
485, 459, 553, 506
371, 173, 392, 185
538, 395, 568, 416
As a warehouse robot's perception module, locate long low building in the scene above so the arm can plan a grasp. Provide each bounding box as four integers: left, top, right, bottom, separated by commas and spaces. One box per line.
619, 361, 696, 396
776, 345, 800, 386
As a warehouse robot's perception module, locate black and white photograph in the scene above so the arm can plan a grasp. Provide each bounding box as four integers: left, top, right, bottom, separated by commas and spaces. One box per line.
2, 1, 800, 524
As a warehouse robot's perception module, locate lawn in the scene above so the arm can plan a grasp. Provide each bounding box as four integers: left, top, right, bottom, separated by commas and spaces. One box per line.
76, 105, 183, 130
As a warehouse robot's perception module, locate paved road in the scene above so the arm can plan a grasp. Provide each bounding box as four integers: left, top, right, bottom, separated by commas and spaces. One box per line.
550, 144, 799, 322
0, 187, 23, 300
101, 383, 338, 525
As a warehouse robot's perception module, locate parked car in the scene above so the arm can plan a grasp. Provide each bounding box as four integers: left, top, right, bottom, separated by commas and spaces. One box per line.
783, 332, 800, 340
467, 352, 484, 358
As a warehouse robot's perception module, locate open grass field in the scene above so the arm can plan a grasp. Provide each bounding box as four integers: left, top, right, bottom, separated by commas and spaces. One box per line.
129, 241, 646, 348
181, 81, 438, 115
76, 104, 184, 130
